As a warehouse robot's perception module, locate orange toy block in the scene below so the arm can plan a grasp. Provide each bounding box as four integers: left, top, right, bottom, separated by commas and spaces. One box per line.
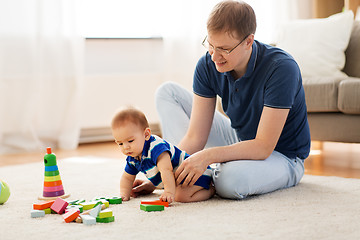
63, 209, 80, 223
140, 199, 169, 207
33, 200, 55, 210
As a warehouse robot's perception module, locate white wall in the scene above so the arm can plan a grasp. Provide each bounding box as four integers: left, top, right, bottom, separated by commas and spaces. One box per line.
80, 38, 173, 132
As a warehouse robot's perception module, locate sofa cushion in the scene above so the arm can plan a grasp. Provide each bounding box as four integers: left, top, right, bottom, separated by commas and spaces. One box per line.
276, 11, 354, 78
303, 76, 344, 112
338, 78, 360, 114
343, 21, 360, 78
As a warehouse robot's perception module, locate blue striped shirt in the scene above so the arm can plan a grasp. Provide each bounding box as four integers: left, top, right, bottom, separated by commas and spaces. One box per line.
124, 135, 212, 189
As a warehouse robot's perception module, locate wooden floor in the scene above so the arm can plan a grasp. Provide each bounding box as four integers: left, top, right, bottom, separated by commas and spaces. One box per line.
0, 141, 360, 179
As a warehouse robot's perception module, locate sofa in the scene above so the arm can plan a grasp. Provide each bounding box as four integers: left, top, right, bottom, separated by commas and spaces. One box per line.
303, 20, 360, 143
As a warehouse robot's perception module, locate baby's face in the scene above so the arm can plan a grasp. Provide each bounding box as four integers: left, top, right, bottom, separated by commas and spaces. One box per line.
113, 122, 148, 160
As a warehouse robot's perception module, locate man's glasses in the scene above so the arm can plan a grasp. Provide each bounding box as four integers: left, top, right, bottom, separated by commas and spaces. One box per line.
202, 34, 249, 55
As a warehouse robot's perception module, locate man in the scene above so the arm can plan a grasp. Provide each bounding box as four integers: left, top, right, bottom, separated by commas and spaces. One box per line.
132, 0, 310, 200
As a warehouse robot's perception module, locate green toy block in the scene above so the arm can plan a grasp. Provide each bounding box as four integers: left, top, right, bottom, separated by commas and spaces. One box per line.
93, 201, 102, 208
98, 209, 113, 218
44, 208, 52, 214
96, 216, 115, 223
109, 197, 122, 204
73, 199, 86, 205
140, 204, 164, 212
93, 196, 108, 201
67, 199, 82, 205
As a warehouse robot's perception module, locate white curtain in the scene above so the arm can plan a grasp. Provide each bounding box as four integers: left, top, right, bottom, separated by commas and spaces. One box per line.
161, 0, 300, 89
0, 0, 84, 154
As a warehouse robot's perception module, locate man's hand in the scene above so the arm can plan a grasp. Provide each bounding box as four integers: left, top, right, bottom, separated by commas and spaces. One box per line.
130, 179, 156, 198
175, 150, 209, 187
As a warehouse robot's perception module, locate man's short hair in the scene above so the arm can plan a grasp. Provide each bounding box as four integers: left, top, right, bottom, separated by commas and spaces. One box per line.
207, 0, 256, 40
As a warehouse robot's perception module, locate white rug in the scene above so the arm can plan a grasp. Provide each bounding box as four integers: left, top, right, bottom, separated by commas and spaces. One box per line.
0, 156, 359, 240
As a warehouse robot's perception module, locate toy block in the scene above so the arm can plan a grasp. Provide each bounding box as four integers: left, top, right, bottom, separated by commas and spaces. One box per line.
79, 201, 96, 210
93, 201, 102, 208
100, 199, 109, 208
96, 216, 115, 223
81, 204, 107, 216
140, 204, 164, 212
109, 197, 122, 204
80, 200, 108, 210
67, 199, 80, 205
141, 199, 169, 207
65, 208, 80, 214
31, 210, 45, 218
50, 197, 69, 214
44, 208, 52, 214
33, 200, 55, 210
89, 204, 102, 218
98, 209, 113, 219
93, 196, 108, 201
63, 209, 80, 223
71, 199, 85, 205
75, 217, 82, 223
80, 215, 96, 225
66, 205, 83, 213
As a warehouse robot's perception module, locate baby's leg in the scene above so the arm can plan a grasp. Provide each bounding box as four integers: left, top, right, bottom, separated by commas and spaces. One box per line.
175, 184, 215, 203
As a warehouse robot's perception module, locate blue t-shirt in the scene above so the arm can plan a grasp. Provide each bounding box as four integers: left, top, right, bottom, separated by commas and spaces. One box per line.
193, 40, 310, 159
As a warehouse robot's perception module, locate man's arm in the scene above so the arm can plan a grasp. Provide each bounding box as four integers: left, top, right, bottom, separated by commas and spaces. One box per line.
178, 94, 217, 154
176, 106, 290, 186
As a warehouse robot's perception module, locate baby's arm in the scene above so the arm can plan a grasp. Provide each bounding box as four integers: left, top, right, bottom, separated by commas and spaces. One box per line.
157, 152, 176, 203
120, 172, 136, 201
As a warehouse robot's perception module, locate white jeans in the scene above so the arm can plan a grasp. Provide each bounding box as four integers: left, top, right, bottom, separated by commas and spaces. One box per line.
155, 82, 304, 199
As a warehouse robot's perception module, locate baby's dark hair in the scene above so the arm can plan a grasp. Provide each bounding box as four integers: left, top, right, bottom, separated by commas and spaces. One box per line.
111, 107, 149, 130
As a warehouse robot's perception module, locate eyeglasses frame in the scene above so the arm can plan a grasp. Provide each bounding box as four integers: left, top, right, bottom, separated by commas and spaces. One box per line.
202, 34, 250, 55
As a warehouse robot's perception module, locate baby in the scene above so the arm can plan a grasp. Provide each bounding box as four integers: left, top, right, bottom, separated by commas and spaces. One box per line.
111, 107, 215, 203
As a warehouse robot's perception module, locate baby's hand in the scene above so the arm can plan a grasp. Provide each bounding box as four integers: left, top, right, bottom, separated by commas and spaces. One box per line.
121, 195, 130, 201
160, 191, 174, 203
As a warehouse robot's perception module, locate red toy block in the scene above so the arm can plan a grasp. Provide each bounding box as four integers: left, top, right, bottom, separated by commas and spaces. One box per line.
63, 209, 79, 223
140, 199, 169, 207
33, 200, 55, 210
50, 197, 69, 214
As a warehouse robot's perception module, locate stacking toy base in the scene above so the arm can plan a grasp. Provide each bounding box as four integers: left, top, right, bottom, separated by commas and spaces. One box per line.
38, 193, 70, 201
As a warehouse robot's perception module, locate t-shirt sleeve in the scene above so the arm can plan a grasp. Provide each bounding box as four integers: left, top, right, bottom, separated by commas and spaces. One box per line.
150, 142, 171, 165
124, 162, 139, 175
264, 59, 300, 109
193, 54, 217, 98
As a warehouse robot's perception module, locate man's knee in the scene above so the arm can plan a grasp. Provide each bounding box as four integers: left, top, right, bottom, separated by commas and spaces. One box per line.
214, 175, 250, 199
155, 82, 179, 100
213, 163, 251, 199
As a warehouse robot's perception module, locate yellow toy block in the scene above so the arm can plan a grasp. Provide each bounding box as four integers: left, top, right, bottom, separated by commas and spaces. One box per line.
98, 209, 113, 219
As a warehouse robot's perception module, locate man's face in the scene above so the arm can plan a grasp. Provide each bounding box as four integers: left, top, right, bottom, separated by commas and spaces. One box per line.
207, 31, 252, 77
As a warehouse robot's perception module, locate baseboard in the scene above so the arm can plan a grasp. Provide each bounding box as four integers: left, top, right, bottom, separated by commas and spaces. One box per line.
79, 123, 162, 144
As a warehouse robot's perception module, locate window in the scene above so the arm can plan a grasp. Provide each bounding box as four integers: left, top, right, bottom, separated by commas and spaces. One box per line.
78, 0, 165, 38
